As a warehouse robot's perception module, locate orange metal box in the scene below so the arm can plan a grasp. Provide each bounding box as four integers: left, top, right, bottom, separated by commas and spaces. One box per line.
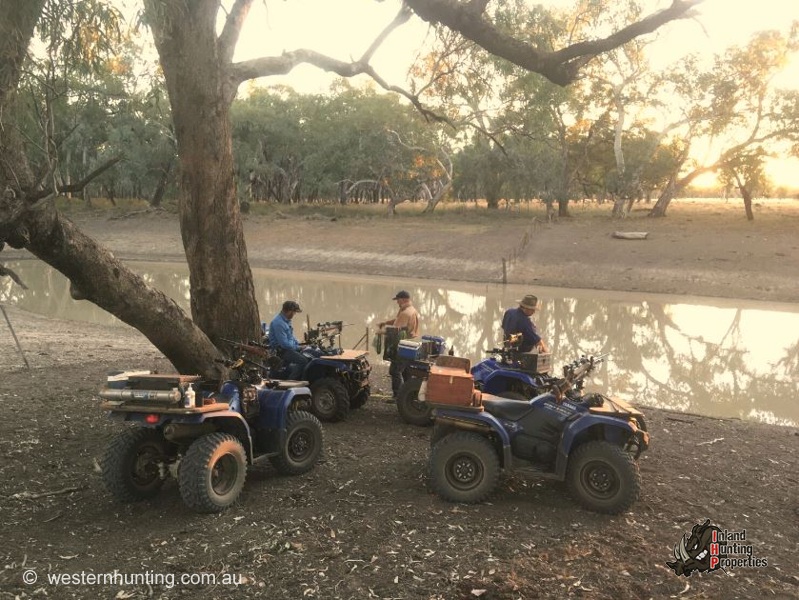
426, 365, 476, 407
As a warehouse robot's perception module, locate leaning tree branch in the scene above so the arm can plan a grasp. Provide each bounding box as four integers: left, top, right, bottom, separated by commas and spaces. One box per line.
27, 156, 122, 202
403, 0, 704, 85
0, 263, 28, 289
548, 0, 704, 64
218, 0, 254, 66
360, 5, 412, 64
230, 50, 452, 125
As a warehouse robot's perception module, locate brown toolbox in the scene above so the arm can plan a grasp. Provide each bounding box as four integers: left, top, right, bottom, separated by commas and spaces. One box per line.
426, 365, 478, 407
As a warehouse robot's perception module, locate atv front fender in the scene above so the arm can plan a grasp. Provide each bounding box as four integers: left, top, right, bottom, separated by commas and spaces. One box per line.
478, 370, 539, 396
554, 415, 646, 479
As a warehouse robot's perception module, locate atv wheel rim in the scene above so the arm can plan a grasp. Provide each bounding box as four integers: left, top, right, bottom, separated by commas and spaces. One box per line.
210, 454, 238, 496
580, 460, 620, 499
132, 445, 162, 487
446, 454, 483, 490
288, 429, 312, 461
315, 391, 335, 413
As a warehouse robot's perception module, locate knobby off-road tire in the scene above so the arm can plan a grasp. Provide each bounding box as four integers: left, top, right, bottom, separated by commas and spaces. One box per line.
269, 410, 324, 475
430, 432, 500, 504
310, 377, 350, 422
179, 433, 247, 514
350, 385, 370, 410
396, 378, 433, 427
101, 428, 170, 502
566, 440, 640, 514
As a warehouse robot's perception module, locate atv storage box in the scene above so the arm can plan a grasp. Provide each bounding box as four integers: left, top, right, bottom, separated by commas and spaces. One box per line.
518, 352, 552, 373
425, 365, 481, 409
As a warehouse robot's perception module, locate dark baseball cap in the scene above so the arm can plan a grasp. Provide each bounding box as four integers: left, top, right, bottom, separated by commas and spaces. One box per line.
282, 300, 302, 313
392, 290, 410, 300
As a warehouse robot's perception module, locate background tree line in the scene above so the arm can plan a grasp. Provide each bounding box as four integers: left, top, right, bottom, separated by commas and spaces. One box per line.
8, 5, 799, 221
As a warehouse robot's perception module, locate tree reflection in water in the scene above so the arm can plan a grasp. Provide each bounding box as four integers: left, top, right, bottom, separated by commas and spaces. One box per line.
3, 261, 797, 426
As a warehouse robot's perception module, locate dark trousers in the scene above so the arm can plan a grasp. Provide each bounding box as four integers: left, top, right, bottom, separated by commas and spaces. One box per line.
389, 359, 409, 397
281, 348, 310, 380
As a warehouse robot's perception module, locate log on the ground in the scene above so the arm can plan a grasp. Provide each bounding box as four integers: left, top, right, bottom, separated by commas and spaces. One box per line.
612, 231, 649, 240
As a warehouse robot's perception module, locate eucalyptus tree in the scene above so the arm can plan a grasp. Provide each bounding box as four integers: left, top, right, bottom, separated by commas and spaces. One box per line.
647, 27, 799, 217
1, 0, 703, 376
231, 83, 449, 209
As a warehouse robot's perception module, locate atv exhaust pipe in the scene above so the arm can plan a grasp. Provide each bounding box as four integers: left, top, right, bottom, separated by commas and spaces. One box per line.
436, 415, 492, 434
99, 388, 181, 403
164, 423, 216, 441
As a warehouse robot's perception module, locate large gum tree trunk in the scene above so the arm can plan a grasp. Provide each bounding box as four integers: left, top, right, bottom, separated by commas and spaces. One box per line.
1, 0, 224, 377
148, 0, 260, 346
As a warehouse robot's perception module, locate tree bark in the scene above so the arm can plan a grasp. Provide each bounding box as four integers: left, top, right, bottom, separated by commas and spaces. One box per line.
1, 197, 224, 376
0, 0, 225, 377
147, 0, 260, 346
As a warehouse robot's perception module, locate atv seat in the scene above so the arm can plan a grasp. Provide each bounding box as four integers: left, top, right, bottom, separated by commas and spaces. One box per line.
481, 395, 534, 421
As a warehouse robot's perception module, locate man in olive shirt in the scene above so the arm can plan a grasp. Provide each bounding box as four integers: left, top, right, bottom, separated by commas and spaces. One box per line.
378, 290, 420, 400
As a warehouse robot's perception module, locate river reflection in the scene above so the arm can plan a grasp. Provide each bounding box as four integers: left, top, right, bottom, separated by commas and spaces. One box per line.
2, 259, 798, 426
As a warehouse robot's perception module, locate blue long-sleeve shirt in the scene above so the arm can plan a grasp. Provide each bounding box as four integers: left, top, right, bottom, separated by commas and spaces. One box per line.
501, 306, 541, 352
269, 312, 301, 351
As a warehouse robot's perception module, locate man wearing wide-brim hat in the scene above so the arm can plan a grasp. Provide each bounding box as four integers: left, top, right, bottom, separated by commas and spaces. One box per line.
501, 294, 549, 353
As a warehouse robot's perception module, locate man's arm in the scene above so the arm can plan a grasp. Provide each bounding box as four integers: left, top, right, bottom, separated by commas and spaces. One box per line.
519, 316, 542, 347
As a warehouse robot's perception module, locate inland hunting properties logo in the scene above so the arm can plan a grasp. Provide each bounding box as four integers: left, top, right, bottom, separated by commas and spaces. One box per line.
666, 519, 768, 577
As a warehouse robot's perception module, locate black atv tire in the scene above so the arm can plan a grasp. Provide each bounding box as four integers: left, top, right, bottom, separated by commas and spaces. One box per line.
397, 378, 433, 427
101, 428, 170, 502
178, 433, 247, 513
350, 385, 370, 410
567, 440, 640, 514
310, 377, 350, 422
270, 410, 324, 475
498, 390, 528, 401
430, 432, 500, 503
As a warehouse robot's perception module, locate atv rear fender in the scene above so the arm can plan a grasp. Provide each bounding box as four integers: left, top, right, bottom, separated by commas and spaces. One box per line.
108, 407, 257, 463
433, 408, 514, 468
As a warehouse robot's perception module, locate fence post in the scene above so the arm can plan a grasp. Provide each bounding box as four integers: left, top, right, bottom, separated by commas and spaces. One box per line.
1, 304, 30, 369
502, 258, 507, 284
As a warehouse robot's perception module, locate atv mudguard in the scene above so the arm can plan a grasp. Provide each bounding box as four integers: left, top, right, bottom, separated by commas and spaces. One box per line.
220, 381, 311, 430
303, 356, 352, 381
432, 406, 515, 467
107, 405, 258, 463
478, 369, 539, 395
553, 413, 642, 479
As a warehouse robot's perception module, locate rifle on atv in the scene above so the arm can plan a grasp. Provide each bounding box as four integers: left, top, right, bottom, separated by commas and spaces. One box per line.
550, 354, 609, 399
304, 321, 349, 352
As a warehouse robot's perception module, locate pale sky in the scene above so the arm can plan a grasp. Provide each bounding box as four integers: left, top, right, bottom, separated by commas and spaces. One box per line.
235, 0, 799, 93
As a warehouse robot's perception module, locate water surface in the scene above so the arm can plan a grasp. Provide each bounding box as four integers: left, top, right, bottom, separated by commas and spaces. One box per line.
2, 259, 797, 426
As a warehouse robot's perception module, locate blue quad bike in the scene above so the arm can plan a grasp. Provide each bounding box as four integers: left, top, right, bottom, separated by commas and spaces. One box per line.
230, 320, 372, 423
396, 337, 554, 426
427, 356, 650, 514
98, 358, 324, 513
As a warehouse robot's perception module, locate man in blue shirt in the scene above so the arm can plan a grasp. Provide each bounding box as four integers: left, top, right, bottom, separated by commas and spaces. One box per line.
268, 300, 309, 380
501, 294, 549, 353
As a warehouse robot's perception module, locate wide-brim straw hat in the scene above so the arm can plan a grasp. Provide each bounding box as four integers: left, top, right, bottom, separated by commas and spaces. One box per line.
518, 294, 539, 310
